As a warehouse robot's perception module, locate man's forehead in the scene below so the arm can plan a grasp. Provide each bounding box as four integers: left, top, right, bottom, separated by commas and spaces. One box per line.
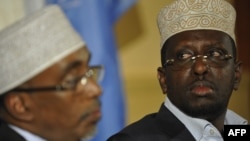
58, 47, 90, 70
73, 46, 90, 62
167, 30, 231, 43
163, 30, 233, 51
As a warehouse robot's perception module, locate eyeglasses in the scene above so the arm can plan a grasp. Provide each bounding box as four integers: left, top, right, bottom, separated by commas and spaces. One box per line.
12, 66, 103, 92
163, 48, 233, 70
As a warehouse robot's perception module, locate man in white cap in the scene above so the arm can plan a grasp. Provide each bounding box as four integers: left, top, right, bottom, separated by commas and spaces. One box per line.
0, 5, 103, 141
107, 0, 248, 140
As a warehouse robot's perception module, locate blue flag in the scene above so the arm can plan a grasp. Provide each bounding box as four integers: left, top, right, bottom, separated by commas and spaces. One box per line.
46, 0, 136, 140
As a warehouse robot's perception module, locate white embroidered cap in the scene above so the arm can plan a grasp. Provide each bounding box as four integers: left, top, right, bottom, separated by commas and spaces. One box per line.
157, 0, 236, 48
0, 5, 85, 95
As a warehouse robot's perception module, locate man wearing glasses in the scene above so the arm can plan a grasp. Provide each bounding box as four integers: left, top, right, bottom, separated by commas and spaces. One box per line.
0, 5, 103, 141
107, 0, 248, 141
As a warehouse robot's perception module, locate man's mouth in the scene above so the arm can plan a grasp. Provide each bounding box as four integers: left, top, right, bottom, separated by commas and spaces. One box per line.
80, 104, 102, 122
190, 81, 214, 96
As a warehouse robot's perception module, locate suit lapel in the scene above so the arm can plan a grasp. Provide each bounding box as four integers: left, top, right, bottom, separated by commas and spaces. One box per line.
155, 104, 196, 141
0, 121, 26, 141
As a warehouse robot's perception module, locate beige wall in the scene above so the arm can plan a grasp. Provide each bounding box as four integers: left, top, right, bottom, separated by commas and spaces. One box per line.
116, 0, 171, 124
115, 0, 250, 124
0, 0, 25, 31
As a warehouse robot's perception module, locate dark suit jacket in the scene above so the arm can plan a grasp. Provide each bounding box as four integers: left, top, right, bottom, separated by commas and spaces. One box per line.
0, 120, 26, 141
107, 104, 196, 141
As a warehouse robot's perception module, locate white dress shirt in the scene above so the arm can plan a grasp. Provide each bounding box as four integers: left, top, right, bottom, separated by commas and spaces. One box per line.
164, 97, 248, 141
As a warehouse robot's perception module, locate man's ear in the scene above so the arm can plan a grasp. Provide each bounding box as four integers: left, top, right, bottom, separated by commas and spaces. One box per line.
233, 61, 242, 90
157, 67, 167, 94
4, 93, 34, 121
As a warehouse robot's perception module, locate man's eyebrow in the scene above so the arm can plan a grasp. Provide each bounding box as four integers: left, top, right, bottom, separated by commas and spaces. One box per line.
62, 51, 91, 76
58, 60, 84, 79
65, 61, 83, 72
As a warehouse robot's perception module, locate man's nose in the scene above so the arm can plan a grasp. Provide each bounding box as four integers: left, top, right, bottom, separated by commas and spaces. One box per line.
192, 56, 209, 76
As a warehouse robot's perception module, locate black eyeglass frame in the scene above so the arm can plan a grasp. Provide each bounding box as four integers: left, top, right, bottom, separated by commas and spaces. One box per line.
11, 65, 103, 92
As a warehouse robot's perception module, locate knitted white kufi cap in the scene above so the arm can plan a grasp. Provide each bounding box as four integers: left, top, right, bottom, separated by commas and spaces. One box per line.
0, 5, 85, 94
157, 0, 236, 48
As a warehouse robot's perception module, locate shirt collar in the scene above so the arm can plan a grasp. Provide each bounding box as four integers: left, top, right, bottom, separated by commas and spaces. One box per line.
224, 109, 248, 125
164, 96, 248, 141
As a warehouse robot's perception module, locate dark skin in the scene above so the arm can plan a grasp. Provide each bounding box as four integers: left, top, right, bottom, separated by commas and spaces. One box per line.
0, 47, 102, 141
157, 30, 242, 133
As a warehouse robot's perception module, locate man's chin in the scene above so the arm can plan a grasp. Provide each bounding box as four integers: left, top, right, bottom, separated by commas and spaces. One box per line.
80, 127, 97, 141
183, 104, 226, 120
